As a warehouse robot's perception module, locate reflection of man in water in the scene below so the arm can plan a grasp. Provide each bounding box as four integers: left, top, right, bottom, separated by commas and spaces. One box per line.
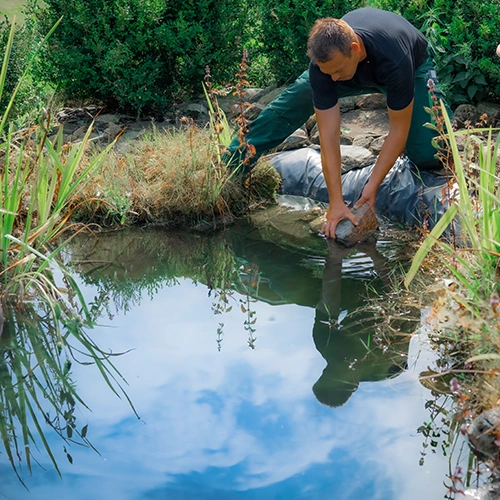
312, 241, 411, 407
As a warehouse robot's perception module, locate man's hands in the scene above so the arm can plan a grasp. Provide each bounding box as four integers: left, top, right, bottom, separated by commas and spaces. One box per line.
353, 179, 377, 213
321, 200, 358, 239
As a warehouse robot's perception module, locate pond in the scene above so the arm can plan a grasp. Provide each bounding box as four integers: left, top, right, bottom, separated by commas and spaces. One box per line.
0, 223, 458, 499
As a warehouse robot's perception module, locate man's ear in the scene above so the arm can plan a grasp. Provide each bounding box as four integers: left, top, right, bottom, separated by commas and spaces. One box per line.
351, 41, 361, 56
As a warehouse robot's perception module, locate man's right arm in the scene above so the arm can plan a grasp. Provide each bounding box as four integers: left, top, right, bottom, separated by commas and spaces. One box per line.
315, 104, 358, 239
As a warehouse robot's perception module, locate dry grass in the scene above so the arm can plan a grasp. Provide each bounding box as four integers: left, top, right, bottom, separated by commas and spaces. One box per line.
71, 124, 281, 227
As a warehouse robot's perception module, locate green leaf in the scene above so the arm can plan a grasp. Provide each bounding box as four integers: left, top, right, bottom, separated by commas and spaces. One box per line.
474, 74, 487, 85
467, 85, 479, 99
452, 71, 467, 83
404, 203, 459, 288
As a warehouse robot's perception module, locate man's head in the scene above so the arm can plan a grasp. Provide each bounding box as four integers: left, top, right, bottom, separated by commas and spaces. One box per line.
497, 44, 500, 57
307, 18, 363, 82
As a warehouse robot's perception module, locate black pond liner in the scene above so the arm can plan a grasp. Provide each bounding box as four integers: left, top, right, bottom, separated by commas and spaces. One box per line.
266, 147, 450, 228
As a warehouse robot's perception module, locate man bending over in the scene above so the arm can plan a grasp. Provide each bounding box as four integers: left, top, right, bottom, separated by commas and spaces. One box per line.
225, 8, 449, 238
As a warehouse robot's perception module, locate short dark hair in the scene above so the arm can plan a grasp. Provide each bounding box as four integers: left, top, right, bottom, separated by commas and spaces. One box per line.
307, 18, 355, 63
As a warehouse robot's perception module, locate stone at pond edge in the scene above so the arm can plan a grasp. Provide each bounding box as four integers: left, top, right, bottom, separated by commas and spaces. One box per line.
467, 405, 500, 461
309, 203, 379, 247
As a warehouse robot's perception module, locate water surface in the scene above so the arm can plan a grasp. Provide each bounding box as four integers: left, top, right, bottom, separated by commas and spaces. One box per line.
0, 225, 451, 499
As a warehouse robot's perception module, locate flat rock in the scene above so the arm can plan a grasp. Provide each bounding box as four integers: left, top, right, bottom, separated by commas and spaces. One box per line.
340, 145, 375, 172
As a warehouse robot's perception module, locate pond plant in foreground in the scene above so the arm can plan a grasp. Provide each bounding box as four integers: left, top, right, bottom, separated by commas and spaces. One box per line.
0, 21, 138, 485
405, 101, 500, 495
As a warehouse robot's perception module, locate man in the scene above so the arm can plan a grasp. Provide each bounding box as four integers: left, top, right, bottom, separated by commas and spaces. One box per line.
225, 8, 449, 238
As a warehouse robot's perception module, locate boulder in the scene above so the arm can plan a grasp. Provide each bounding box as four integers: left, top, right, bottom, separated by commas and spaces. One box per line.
275, 127, 309, 152
355, 93, 387, 109
308, 203, 379, 247
467, 406, 500, 461
453, 104, 481, 129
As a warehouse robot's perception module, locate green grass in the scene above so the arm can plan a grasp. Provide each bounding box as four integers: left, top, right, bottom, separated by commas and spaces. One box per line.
0, 0, 27, 21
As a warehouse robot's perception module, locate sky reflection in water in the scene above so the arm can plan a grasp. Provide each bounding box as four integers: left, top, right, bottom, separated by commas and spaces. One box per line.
0, 228, 449, 500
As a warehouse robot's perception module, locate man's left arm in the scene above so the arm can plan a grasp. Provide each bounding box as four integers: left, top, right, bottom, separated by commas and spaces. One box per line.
354, 100, 414, 211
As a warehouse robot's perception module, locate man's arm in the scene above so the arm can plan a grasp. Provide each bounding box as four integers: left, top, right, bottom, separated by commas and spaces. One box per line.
353, 99, 414, 211
315, 104, 358, 239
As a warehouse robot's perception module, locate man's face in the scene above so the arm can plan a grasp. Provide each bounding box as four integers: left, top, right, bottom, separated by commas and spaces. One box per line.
317, 45, 360, 82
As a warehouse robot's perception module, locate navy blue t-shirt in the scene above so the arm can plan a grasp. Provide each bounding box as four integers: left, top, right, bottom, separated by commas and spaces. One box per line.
310, 8, 428, 111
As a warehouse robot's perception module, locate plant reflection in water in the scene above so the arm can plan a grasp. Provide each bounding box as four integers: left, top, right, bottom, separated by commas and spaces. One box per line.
0, 292, 138, 487
0, 225, 429, 492
67, 227, 416, 407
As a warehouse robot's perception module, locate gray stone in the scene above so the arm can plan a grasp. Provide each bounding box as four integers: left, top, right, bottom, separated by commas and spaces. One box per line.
276, 127, 309, 152
184, 103, 209, 119
467, 406, 500, 461
353, 133, 377, 149
245, 86, 278, 104
305, 114, 317, 134
102, 123, 124, 144
95, 113, 121, 125
308, 124, 353, 146
338, 96, 357, 113
334, 203, 379, 247
370, 135, 387, 155
60, 121, 84, 135
125, 120, 155, 132
242, 102, 265, 121
340, 108, 390, 138
477, 101, 500, 120
340, 145, 375, 172
215, 94, 240, 115
453, 104, 480, 129
256, 86, 287, 107
70, 124, 93, 142
120, 129, 145, 142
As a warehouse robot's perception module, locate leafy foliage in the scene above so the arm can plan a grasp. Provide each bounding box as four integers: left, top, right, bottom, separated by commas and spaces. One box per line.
0, 15, 50, 122
29, 0, 252, 115
368, 0, 500, 106
250, 0, 364, 85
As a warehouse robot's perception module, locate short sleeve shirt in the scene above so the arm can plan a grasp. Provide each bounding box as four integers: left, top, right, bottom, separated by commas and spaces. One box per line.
310, 8, 428, 111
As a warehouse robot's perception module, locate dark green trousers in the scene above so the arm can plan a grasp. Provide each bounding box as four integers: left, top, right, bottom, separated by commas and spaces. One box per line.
225, 56, 450, 170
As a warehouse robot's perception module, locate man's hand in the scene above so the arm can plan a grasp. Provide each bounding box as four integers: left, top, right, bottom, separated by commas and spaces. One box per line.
321, 201, 358, 239
353, 180, 377, 212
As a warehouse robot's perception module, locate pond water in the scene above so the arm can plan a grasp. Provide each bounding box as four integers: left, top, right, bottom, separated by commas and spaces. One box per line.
1, 224, 455, 499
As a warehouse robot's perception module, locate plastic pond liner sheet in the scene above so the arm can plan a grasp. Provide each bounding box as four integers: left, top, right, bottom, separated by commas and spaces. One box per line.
266, 147, 450, 228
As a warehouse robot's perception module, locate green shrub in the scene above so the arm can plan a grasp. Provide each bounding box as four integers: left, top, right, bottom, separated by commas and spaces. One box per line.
0, 15, 49, 121
368, 0, 500, 106
251, 0, 500, 105
251, 0, 364, 85
30, 0, 252, 115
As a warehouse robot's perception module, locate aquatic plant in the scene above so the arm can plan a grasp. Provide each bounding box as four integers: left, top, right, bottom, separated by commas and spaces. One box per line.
1, 18, 116, 291
0, 291, 137, 486
404, 100, 500, 495
405, 101, 499, 299
0, 20, 138, 486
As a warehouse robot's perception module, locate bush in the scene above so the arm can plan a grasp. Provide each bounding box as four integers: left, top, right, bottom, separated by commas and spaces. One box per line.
368, 0, 500, 106
0, 15, 49, 121
251, 0, 364, 85
251, 0, 500, 105
30, 0, 252, 115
